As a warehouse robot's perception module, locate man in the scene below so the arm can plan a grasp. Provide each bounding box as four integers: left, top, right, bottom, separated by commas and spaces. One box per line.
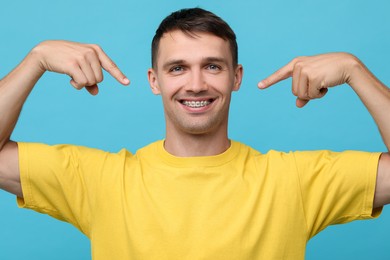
0, 7, 389, 259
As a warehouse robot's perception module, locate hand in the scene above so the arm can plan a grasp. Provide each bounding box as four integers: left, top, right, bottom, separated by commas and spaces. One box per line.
31, 40, 130, 95
258, 53, 359, 107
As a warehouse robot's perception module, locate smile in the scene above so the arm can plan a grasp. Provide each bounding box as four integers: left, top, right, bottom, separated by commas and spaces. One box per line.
181, 99, 214, 108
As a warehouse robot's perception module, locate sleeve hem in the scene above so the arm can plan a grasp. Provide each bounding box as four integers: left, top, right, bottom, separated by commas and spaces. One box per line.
363, 152, 383, 219
16, 142, 35, 209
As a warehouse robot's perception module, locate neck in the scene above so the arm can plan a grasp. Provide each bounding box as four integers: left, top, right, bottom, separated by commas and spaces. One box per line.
164, 129, 230, 157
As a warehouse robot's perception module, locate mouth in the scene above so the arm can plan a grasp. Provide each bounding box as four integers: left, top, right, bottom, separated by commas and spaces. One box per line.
180, 98, 215, 108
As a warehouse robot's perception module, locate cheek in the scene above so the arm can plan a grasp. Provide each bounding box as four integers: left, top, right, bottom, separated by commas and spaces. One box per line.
206, 75, 235, 92
172, 76, 188, 88
161, 76, 187, 91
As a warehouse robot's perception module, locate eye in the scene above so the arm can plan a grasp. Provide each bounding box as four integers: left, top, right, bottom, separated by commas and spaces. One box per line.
206, 64, 222, 71
169, 66, 184, 73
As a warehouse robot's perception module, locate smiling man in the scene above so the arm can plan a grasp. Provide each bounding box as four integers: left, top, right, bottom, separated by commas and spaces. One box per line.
0, 7, 390, 259
148, 28, 242, 156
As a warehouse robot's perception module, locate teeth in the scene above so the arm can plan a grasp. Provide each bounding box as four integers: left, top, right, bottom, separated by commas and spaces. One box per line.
182, 100, 211, 108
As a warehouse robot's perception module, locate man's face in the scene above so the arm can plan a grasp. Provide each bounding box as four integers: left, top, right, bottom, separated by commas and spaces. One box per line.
148, 30, 243, 136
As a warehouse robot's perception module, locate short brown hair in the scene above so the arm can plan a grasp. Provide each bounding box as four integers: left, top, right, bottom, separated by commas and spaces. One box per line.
151, 8, 238, 68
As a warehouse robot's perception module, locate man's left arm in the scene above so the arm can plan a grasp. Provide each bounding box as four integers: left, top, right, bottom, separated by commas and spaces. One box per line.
258, 52, 390, 208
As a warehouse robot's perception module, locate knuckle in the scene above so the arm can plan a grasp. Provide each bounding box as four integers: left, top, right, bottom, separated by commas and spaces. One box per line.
298, 92, 308, 100
292, 88, 298, 96
96, 74, 104, 83
80, 49, 97, 61
77, 79, 88, 87
84, 47, 96, 57
74, 53, 87, 63
73, 83, 83, 90
90, 43, 102, 52
300, 66, 309, 75
108, 60, 118, 70
68, 60, 80, 69
294, 61, 304, 70
86, 77, 97, 87
291, 57, 302, 65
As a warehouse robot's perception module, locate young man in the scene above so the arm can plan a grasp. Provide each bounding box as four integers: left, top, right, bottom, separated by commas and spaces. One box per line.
0, 7, 389, 259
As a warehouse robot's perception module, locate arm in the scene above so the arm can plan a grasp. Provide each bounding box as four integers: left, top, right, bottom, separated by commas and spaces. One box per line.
257, 52, 390, 208
0, 40, 130, 198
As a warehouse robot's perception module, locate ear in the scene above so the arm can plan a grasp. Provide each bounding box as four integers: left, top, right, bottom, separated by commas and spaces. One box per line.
147, 68, 161, 95
233, 64, 243, 91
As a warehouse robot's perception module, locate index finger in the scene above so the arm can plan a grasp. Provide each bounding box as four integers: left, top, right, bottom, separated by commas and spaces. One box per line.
91, 44, 130, 86
258, 59, 296, 89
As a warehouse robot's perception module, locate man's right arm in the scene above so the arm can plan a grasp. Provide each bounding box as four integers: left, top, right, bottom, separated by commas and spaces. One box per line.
0, 40, 130, 198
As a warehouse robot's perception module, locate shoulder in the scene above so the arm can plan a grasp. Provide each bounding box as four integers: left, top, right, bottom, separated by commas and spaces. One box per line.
232, 140, 295, 161
291, 149, 380, 167
17, 142, 136, 165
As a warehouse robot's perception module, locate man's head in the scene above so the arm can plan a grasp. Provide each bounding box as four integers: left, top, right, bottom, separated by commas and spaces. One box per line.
151, 8, 238, 69
147, 8, 243, 148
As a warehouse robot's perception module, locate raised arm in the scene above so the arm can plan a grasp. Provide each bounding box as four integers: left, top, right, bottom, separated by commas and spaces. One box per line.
0, 40, 130, 198
258, 52, 390, 208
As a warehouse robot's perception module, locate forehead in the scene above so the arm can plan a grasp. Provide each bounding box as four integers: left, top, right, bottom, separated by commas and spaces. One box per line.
156, 30, 233, 67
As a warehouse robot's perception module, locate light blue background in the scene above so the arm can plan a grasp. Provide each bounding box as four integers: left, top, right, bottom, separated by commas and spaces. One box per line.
1, 0, 389, 259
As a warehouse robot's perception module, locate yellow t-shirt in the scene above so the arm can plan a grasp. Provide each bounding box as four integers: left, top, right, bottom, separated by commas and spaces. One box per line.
17, 140, 381, 259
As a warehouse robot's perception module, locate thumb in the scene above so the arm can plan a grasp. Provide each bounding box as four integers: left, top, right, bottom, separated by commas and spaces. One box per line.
296, 98, 309, 108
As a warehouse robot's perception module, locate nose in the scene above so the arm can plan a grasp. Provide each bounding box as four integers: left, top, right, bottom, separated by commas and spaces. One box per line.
184, 69, 208, 93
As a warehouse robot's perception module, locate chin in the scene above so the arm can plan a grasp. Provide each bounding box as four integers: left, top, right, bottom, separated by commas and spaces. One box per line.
167, 112, 228, 136
179, 120, 223, 135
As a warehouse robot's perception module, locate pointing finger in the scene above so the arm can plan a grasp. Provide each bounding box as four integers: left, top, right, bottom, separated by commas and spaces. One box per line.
90, 44, 130, 86
258, 59, 296, 89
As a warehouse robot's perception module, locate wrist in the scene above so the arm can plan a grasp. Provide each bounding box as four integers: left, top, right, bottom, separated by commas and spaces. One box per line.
28, 42, 48, 75
344, 53, 366, 87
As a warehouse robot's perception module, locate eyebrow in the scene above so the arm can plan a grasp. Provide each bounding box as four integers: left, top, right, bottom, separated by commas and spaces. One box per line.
162, 59, 186, 71
162, 57, 229, 71
203, 57, 228, 64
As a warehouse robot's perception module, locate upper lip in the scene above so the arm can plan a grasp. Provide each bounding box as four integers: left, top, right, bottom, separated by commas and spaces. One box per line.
178, 97, 216, 102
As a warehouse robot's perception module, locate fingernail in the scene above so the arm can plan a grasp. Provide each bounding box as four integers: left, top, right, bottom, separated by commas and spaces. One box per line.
123, 78, 130, 85
258, 81, 265, 89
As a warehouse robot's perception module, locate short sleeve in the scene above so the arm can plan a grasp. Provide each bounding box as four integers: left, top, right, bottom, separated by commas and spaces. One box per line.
16, 142, 129, 236
293, 150, 382, 238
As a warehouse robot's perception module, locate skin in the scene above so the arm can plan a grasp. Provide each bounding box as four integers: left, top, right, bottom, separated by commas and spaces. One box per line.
0, 33, 389, 211
258, 53, 390, 208
0, 40, 129, 197
147, 30, 243, 157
